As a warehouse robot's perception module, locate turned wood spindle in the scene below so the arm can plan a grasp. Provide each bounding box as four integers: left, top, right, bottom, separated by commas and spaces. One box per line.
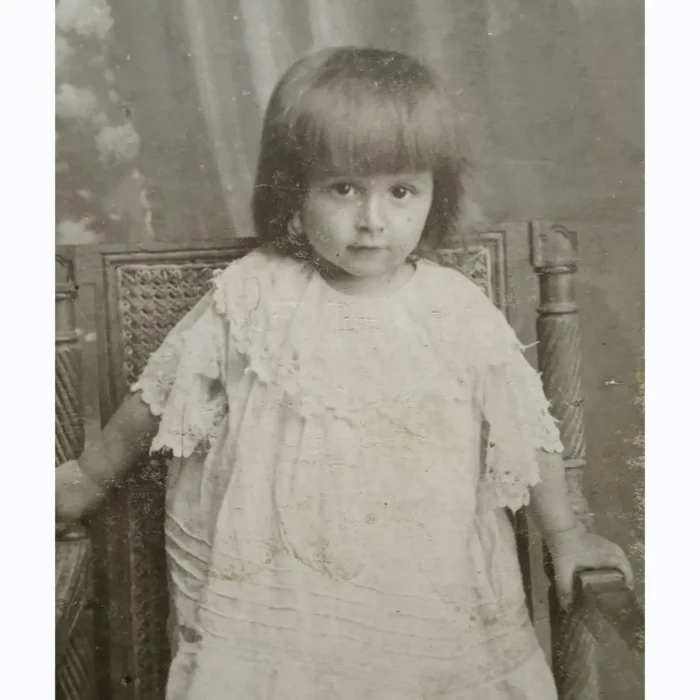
56, 254, 85, 466
531, 223, 598, 699
56, 254, 88, 545
56, 254, 95, 699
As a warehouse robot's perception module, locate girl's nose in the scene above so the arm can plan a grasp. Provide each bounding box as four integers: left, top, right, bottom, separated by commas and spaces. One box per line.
356, 193, 384, 233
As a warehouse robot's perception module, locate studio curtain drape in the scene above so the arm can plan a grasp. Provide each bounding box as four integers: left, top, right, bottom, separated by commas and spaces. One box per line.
77, 0, 642, 243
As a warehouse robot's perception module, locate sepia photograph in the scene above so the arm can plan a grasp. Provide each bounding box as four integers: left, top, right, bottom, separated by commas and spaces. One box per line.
49, 0, 650, 698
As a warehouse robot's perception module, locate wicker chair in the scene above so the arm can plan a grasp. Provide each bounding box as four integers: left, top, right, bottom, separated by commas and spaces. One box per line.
55, 222, 643, 700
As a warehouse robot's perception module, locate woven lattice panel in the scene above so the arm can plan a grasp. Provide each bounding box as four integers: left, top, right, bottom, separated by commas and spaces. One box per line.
123, 465, 171, 700
434, 246, 491, 296
117, 263, 229, 385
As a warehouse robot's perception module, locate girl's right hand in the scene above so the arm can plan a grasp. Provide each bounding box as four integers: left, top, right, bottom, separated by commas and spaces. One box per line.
55, 459, 107, 525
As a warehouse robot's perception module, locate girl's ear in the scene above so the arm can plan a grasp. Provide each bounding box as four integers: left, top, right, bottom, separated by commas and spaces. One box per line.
283, 212, 314, 261
288, 212, 302, 238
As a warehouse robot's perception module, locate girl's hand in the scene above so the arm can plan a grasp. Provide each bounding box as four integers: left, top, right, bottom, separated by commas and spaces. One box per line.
55, 460, 106, 527
547, 524, 634, 609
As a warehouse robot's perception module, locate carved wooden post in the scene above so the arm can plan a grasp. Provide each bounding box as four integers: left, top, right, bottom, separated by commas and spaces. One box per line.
531, 223, 598, 699
56, 254, 84, 466
531, 223, 591, 523
56, 252, 96, 700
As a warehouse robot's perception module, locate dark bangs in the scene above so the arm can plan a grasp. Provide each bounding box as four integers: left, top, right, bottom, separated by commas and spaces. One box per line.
253, 47, 467, 251
291, 61, 458, 180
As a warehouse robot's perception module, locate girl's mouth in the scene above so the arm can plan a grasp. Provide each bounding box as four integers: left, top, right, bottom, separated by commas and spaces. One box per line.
348, 245, 385, 252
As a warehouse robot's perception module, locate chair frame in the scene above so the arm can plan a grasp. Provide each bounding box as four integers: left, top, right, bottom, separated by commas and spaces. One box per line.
55, 222, 642, 700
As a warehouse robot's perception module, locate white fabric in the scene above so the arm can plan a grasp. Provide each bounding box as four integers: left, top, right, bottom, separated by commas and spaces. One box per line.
133, 246, 563, 699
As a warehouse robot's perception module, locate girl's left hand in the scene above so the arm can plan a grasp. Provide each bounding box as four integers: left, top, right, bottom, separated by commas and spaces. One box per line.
547, 524, 634, 609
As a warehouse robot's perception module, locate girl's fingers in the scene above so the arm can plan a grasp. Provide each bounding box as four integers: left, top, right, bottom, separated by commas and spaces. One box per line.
617, 556, 635, 588
552, 535, 635, 603
601, 541, 635, 588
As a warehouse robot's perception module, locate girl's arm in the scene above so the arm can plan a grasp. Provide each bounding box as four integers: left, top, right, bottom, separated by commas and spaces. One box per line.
78, 391, 159, 490
530, 449, 578, 538
56, 392, 158, 522
530, 449, 634, 606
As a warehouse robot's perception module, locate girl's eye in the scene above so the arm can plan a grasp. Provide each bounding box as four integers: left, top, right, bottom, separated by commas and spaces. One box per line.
330, 182, 355, 197
390, 185, 413, 200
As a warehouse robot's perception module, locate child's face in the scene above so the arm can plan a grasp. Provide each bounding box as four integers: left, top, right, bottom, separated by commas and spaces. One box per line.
299, 171, 434, 281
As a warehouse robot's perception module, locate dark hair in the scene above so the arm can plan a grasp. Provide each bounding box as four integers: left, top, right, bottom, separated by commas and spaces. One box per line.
252, 46, 467, 257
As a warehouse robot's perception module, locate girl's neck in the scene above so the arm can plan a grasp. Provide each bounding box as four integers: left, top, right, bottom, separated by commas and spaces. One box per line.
313, 257, 416, 297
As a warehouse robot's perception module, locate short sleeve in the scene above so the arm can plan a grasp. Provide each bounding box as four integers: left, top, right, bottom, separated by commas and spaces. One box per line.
473, 311, 564, 512
131, 291, 228, 458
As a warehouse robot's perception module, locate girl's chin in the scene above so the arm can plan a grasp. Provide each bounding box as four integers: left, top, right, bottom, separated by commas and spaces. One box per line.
335, 262, 398, 281
335, 253, 410, 277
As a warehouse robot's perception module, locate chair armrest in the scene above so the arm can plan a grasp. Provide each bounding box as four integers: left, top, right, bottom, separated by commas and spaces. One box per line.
556, 567, 644, 699
55, 524, 92, 663
573, 568, 644, 654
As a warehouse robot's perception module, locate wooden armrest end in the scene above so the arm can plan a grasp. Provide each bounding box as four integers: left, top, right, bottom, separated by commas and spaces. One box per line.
573, 568, 645, 655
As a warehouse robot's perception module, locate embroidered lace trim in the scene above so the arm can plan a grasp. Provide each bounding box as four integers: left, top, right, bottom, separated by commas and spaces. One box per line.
476, 339, 564, 512
210, 256, 363, 423
131, 294, 228, 458
132, 249, 563, 505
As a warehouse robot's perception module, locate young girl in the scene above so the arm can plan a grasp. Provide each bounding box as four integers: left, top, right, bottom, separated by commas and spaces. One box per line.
56, 46, 633, 700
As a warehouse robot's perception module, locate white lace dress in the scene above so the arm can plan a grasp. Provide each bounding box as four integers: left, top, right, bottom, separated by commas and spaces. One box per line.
133, 246, 563, 700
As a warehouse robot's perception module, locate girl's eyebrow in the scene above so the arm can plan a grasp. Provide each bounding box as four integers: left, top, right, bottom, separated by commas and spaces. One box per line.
312, 174, 360, 187
307, 177, 362, 194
